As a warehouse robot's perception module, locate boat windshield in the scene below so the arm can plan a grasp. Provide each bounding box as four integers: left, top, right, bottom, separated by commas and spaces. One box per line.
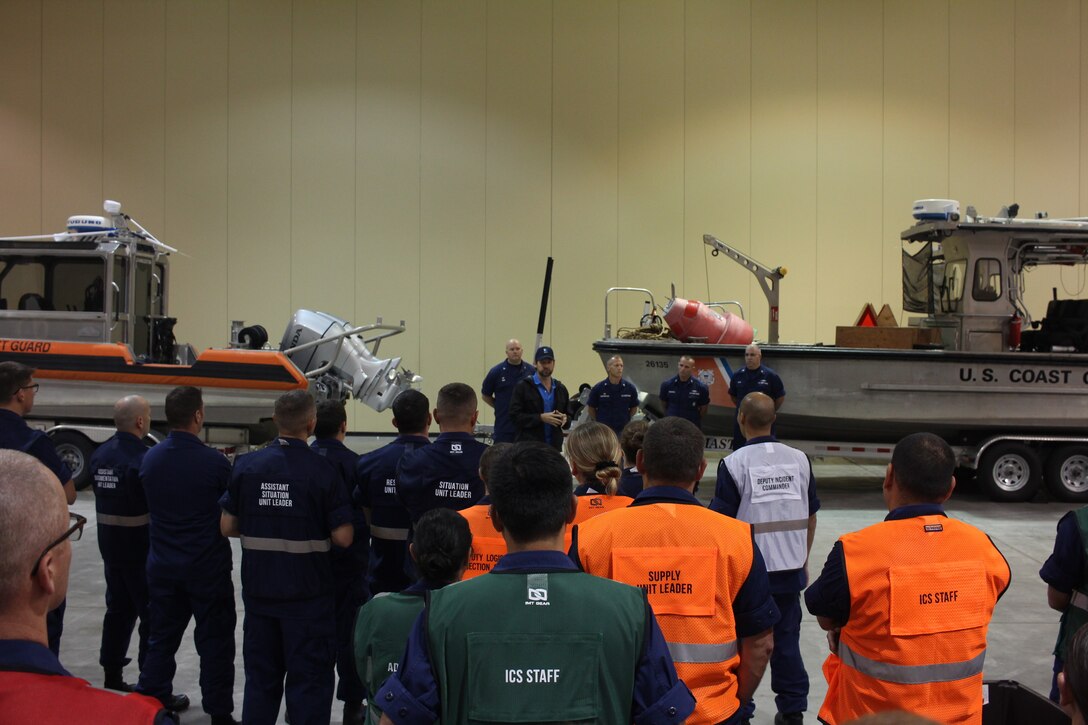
0, 257, 107, 313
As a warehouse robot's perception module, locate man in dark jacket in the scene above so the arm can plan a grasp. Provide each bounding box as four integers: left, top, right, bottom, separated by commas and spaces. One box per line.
508, 346, 570, 451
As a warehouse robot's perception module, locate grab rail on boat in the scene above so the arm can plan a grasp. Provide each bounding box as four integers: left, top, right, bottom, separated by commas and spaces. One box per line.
281, 319, 407, 379
603, 287, 657, 339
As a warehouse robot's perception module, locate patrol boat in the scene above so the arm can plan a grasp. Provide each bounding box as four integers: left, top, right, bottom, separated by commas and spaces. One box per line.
0, 201, 419, 487
594, 204, 1088, 502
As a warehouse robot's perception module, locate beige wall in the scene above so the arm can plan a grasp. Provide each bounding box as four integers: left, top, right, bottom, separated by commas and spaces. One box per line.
2, 0, 1087, 430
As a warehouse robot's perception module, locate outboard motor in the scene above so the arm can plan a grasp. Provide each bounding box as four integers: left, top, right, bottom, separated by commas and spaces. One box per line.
279, 309, 414, 412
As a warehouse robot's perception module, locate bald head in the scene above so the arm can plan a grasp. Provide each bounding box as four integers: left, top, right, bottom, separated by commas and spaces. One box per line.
505, 339, 524, 365
738, 392, 776, 438
0, 451, 67, 610
744, 344, 762, 370
113, 395, 151, 437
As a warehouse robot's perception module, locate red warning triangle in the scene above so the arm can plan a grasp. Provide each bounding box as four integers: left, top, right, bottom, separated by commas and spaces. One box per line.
854, 303, 879, 327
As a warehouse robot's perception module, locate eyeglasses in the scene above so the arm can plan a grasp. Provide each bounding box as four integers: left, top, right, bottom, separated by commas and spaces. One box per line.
21, 383, 40, 393
30, 512, 86, 577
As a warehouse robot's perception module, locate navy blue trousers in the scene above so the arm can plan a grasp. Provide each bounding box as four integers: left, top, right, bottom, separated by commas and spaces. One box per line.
738, 590, 809, 719
334, 575, 367, 704
136, 571, 236, 716
100, 563, 150, 669
242, 604, 336, 725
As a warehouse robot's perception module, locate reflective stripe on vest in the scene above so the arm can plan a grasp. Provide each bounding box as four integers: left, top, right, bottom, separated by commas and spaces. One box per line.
1072, 590, 1088, 612
97, 513, 150, 527
751, 518, 808, 535
839, 641, 986, 685
371, 525, 409, 541
240, 535, 331, 553
667, 640, 739, 664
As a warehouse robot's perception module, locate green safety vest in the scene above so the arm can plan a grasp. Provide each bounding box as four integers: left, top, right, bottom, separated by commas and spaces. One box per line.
1055, 506, 1088, 662
426, 569, 648, 724
353, 591, 427, 725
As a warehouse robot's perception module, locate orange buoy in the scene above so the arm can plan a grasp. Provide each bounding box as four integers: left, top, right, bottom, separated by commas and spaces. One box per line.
663, 297, 754, 345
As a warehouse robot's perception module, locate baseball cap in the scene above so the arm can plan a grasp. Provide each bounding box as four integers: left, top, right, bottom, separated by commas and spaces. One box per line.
535, 346, 555, 361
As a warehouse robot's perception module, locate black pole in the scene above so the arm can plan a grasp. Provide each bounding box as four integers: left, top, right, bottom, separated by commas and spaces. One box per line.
535, 257, 554, 351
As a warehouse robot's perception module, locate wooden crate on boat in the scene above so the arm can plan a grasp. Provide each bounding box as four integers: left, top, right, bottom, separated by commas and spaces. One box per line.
834, 325, 942, 349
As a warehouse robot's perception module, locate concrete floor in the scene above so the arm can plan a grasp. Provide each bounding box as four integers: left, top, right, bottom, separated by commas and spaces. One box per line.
56, 456, 1071, 724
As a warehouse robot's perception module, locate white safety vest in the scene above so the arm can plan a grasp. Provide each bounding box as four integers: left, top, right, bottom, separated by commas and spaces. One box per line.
723, 440, 812, 573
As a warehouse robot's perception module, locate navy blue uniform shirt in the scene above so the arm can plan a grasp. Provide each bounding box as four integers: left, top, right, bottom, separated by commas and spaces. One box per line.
375, 550, 696, 725
658, 376, 710, 425
587, 378, 639, 435
481, 360, 535, 442
0, 409, 72, 485
90, 431, 150, 566
221, 437, 352, 616
728, 364, 785, 404
312, 437, 370, 580
805, 503, 947, 625
1040, 509, 1086, 594
396, 432, 486, 524
141, 431, 233, 580
728, 364, 785, 448
709, 435, 820, 593
356, 434, 430, 594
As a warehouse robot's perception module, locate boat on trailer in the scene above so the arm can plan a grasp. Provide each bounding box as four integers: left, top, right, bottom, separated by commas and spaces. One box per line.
0, 201, 418, 486
594, 205, 1088, 502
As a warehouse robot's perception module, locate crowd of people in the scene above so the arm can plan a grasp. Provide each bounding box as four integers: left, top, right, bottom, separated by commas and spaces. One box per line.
0, 346, 1085, 725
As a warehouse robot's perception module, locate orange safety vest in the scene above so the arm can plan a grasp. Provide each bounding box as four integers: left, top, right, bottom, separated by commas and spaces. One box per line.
457, 503, 507, 580
562, 493, 634, 551
0, 670, 164, 724
820, 515, 1011, 725
576, 500, 754, 725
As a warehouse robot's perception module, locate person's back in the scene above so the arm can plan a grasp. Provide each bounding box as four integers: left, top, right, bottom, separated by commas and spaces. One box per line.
0, 643, 169, 724
710, 393, 818, 724
90, 395, 154, 692
357, 389, 432, 594
377, 442, 695, 725
141, 431, 232, 580
575, 417, 778, 725
576, 496, 760, 723
425, 562, 650, 723
806, 432, 1010, 725
355, 508, 472, 723
565, 422, 633, 547
827, 515, 1007, 723
230, 438, 346, 606
396, 383, 487, 524
310, 399, 369, 723
92, 432, 151, 548
220, 390, 354, 725
135, 386, 233, 723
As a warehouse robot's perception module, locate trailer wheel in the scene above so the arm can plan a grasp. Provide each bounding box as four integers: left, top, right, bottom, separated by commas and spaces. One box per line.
978, 442, 1042, 502
1045, 445, 1088, 503
51, 431, 95, 491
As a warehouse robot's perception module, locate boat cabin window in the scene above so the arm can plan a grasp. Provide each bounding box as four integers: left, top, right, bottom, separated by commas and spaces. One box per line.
940, 259, 966, 313
0, 258, 107, 313
972, 258, 1002, 302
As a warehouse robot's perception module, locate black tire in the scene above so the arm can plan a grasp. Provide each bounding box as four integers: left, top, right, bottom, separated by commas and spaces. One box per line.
50, 431, 96, 490
978, 442, 1042, 502
1045, 445, 1088, 503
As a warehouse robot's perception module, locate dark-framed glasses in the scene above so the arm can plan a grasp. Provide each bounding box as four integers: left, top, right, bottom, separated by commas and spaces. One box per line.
21, 383, 40, 393
30, 512, 86, 577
